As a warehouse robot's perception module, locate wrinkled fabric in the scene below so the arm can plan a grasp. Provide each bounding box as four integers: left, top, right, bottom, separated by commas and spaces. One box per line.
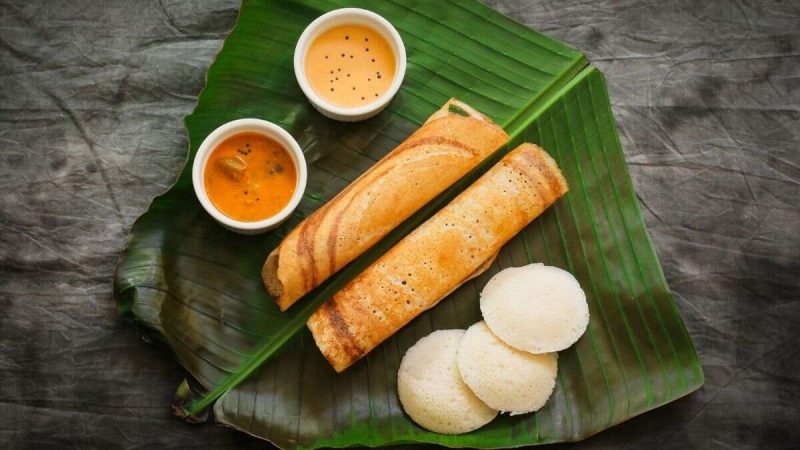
0, 0, 798, 448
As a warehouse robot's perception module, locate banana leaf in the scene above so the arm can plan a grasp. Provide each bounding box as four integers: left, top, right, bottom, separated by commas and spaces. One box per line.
114, 0, 703, 448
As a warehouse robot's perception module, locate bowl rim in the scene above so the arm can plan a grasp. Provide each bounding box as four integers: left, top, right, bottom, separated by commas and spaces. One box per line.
293, 7, 406, 119
191, 118, 307, 233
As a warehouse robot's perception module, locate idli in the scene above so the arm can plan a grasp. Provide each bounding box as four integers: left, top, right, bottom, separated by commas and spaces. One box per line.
458, 321, 558, 415
481, 264, 589, 353
397, 329, 497, 434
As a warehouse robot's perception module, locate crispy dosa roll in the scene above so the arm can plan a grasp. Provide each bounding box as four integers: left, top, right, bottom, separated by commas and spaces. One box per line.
263, 99, 509, 311
308, 143, 568, 372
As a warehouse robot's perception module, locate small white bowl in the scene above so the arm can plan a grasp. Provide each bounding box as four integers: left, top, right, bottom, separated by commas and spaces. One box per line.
294, 8, 406, 122
192, 119, 307, 235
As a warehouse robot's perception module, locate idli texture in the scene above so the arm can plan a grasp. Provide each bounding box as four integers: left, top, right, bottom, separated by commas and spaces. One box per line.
397, 330, 497, 434
481, 264, 589, 353
458, 321, 558, 415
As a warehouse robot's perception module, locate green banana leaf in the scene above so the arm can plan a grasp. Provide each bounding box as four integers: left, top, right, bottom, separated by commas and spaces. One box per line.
114, 0, 703, 448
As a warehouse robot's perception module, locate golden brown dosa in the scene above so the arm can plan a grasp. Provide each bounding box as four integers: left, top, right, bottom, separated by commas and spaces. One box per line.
263, 99, 509, 311
307, 143, 568, 372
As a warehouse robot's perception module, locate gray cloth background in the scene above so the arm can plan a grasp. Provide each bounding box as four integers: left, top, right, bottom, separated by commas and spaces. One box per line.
1, 0, 798, 448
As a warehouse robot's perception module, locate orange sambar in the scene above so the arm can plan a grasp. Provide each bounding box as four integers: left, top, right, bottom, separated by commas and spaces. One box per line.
204, 132, 296, 222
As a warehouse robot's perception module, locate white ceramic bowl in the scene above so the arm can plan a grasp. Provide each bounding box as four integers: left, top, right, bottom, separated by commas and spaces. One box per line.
294, 8, 406, 122
192, 119, 307, 234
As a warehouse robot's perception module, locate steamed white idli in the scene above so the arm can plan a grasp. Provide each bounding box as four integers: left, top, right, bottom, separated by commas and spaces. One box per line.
481, 264, 589, 353
397, 329, 497, 434
457, 321, 558, 415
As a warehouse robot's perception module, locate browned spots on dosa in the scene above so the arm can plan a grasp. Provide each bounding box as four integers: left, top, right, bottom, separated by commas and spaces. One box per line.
325, 165, 393, 276
394, 135, 480, 158
506, 158, 549, 205
326, 211, 344, 276
322, 301, 364, 363
518, 148, 567, 197
297, 203, 328, 290
295, 220, 314, 292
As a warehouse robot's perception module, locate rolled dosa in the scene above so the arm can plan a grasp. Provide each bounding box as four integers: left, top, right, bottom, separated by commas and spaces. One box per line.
263, 99, 509, 311
308, 143, 568, 372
